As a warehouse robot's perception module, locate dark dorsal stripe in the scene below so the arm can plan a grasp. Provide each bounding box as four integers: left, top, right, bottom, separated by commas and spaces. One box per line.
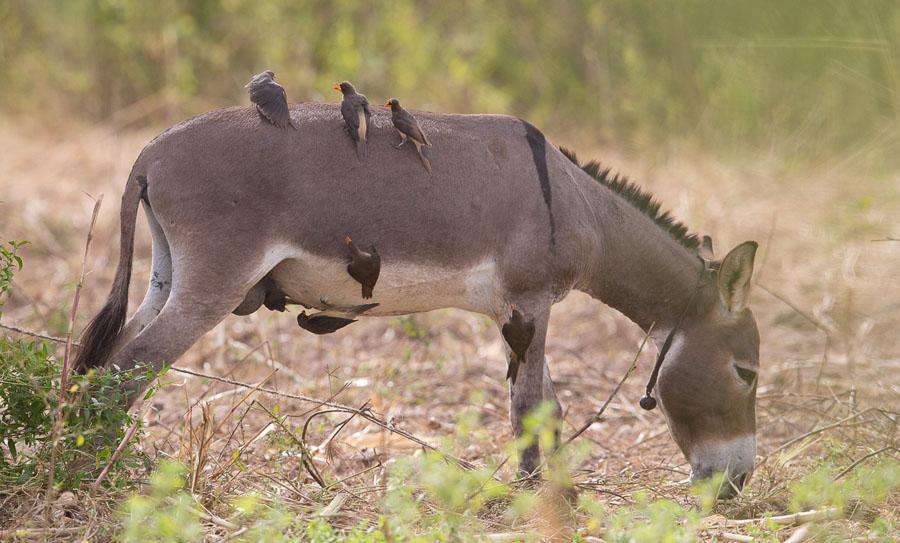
559, 147, 700, 251
522, 121, 556, 246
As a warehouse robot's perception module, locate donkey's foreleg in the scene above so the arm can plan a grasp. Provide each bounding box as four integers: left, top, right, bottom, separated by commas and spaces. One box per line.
502, 301, 552, 477
542, 359, 564, 452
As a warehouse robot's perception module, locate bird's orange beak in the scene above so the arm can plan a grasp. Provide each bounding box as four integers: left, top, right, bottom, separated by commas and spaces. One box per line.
383, 102, 391, 109
332, 83, 341, 92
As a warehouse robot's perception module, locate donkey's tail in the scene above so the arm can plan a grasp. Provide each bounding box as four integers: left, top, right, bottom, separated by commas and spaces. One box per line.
72, 172, 146, 373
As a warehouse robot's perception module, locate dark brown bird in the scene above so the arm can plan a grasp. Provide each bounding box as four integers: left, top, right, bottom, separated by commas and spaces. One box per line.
317, 299, 380, 317
345, 236, 380, 299
384, 98, 432, 173
295, 300, 379, 335
501, 307, 535, 384
245, 70, 295, 129
334, 81, 371, 159
297, 311, 357, 335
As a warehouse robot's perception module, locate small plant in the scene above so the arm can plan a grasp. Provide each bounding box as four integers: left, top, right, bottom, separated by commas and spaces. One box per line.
0, 240, 26, 311
121, 460, 203, 543
0, 241, 158, 489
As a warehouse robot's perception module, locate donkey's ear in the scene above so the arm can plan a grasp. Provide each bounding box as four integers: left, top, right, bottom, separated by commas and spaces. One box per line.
698, 235, 715, 261
717, 241, 758, 312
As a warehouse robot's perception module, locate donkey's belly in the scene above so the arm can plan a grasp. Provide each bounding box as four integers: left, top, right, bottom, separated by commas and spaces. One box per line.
267, 248, 504, 317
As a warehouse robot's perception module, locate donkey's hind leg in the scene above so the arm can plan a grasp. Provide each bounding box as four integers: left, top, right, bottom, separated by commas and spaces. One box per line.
106, 255, 262, 406
113, 202, 172, 351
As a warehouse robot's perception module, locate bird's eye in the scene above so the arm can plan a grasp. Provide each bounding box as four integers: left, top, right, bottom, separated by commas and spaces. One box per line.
734, 365, 757, 387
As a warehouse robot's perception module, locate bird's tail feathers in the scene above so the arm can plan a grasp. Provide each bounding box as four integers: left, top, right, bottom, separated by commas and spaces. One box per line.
416, 146, 432, 174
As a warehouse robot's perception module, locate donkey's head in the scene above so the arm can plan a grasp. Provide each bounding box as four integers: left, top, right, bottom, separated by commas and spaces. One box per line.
655, 241, 760, 498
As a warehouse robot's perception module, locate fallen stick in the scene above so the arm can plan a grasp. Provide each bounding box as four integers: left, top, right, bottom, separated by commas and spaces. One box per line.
723, 507, 840, 527
784, 524, 812, 543
719, 533, 754, 542
319, 491, 349, 517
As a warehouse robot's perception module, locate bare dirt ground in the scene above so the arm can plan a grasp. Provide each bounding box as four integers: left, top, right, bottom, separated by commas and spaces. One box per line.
0, 117, 898, 540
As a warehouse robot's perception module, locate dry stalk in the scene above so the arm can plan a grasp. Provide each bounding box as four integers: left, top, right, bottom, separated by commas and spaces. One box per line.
45, 194, 103, 516
762, 409, 874, 461
561, 323, 654, 448
90, 402, 151, 491
517, 324, 655, 481
255, 400, 327, 488
832, 445, 897, 481
171, 365, 475, 469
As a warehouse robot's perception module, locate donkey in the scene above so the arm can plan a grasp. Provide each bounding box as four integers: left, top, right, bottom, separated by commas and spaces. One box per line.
74, 103, 760, 496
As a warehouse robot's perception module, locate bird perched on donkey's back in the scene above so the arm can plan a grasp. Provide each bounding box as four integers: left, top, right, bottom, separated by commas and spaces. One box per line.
334, 81, 371, 160
245, 70, 295, 129
385, 98, 432, 173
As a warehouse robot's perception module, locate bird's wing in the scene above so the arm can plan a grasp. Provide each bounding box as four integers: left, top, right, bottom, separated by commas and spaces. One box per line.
249, 81, 292, 128
395, 111, 428, 145
341, 99, 359, 133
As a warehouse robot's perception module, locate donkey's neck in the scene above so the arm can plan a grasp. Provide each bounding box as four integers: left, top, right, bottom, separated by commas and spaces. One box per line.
573, 173, 708, 333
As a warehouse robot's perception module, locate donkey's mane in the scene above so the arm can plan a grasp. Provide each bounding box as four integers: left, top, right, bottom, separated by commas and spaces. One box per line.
559, 146, 700, 251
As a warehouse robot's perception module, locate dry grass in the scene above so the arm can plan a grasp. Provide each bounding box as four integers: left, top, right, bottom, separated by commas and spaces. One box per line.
0, 116, 898, 541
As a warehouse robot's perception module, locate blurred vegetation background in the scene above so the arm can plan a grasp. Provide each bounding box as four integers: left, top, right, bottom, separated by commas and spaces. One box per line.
1, 0, 898, 170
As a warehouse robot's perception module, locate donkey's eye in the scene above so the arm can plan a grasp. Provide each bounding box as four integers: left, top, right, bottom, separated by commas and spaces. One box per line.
734, 365, 757, 387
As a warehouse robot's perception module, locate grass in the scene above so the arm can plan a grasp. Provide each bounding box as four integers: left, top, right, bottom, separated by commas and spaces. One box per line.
0, 117, 897, 541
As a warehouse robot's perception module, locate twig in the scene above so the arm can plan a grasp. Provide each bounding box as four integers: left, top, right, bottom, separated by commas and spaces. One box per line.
833, 446, 897, 481
319, 491, 349, 517
221, 526, 250, 542
560, 324, 654, 448
45, 195, 103, 515
90, 403, 150, 491
719, 533, 754, 542
762, 409, 873, 460
723, 507, 840, 527
171, 366, 475, 470
485, 533, 533, 542
256, 400, 327, 488
0, 323, 70, 344
784, 524, 812, 543
755, 282, 832, 335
